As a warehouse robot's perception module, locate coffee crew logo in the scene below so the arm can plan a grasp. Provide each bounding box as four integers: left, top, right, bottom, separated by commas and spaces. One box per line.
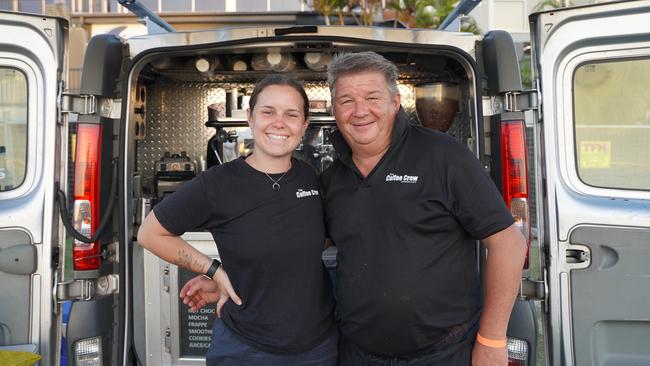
296, 189, 320, 198
385, 173, 419, 184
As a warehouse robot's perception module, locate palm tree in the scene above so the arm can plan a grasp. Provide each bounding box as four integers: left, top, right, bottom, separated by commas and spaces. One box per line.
345, 0, 383, 26
306, 0, 344, 25
459, 16, 480, 34
386, 0, 480, 32
308, 0, 389, 26
308, 0, 481, 32
534, 0, 574, 11
333, 0, 351, 25
386, 0, 418, 27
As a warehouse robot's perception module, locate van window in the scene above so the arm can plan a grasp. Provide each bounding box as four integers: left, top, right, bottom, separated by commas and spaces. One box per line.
0, 68, 28, 192
573, 58, 650, 191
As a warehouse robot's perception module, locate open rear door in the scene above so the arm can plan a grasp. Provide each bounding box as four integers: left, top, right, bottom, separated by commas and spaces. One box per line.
0, 10, 68, 366
531, 2, 650, 365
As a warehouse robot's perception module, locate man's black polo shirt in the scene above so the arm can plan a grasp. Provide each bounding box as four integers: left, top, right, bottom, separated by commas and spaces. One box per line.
319, 109, 514, 357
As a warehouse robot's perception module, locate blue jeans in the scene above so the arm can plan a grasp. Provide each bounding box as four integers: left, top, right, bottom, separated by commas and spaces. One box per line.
338, 326, 477, 366
205, 320, 338, 366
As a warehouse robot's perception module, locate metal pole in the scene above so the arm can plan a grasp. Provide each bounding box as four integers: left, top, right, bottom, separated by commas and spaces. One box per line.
488, 0, 494, 30
117, 0, 176, 32
439, 0, 482, 31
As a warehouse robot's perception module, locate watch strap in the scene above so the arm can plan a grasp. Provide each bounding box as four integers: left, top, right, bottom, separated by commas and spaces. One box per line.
203, 258, 221, 280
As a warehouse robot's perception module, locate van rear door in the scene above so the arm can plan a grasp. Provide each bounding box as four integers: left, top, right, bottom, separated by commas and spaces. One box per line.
531, 2, 650, 365
0, 10, 68, 366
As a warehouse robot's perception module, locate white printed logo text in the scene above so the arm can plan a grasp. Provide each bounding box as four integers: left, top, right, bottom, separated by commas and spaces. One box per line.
296, 189, 320, 198
385, 173, 419, 184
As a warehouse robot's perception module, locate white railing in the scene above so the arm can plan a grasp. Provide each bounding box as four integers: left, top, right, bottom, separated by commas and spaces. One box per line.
68, 0, 305, 14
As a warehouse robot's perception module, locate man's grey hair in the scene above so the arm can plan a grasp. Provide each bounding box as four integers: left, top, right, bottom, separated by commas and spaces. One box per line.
327, 52, 399, 98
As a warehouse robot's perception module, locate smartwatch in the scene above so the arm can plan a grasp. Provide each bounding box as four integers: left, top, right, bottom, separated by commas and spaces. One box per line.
203, 258, 221, 280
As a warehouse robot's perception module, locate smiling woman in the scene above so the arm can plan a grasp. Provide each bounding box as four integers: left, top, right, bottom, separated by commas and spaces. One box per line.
137, 74, 337, 365
245, 75, 310, 174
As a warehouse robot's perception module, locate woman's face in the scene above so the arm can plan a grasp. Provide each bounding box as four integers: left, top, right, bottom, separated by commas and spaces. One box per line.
247, 84, 308, 162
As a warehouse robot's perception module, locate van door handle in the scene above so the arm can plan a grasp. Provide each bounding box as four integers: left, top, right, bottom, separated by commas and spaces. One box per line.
0, 244, 37, 275
566, 248, 590, 264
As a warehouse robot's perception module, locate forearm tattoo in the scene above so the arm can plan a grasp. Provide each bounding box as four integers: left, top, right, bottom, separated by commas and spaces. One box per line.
175, 248, 204, 273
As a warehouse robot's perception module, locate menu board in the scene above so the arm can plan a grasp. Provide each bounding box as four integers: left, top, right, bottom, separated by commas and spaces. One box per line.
178, 268, 215, 357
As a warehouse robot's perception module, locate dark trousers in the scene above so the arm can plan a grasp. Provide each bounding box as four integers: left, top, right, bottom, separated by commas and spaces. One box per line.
338, 326, 477, 366
205, 319, 338, 366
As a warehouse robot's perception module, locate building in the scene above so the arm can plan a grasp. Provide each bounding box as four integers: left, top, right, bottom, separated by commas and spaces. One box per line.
1, 0, 556, 91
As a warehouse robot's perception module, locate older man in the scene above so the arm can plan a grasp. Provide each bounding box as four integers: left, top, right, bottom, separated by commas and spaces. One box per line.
319, 52, 527, 366
180, 52, 526, 365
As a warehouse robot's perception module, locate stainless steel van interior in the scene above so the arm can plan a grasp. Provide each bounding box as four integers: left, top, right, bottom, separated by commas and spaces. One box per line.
125, 34, 483, 364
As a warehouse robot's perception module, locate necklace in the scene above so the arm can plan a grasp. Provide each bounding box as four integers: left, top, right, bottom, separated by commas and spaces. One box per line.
264, 167, 289, 190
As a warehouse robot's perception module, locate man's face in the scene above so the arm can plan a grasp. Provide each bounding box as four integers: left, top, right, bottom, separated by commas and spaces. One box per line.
332, 71, 400, 153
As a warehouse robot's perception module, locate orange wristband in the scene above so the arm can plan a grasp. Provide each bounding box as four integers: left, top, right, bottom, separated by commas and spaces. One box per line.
476, 333, 507, 348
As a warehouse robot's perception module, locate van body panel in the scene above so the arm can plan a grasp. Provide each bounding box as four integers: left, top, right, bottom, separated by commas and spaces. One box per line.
0, 10, 68, 366
125, 26, 480, 59
65, 33, 126, 366
507, 299, 538, 362
531, 1, 650, 365
79, 34, 124, 98
481, 30, 537, 366
66, 298, 118, 365
482, 30, 524, 94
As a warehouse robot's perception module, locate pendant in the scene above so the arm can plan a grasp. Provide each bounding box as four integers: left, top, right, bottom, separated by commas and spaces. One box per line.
272, 183, 280, 190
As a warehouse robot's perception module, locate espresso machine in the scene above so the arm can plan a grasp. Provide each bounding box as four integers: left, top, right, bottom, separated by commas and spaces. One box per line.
153, 151, 196, 199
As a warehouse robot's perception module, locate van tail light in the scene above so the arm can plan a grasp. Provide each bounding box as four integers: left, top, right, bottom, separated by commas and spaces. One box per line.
72, 123, 102, 271
507, 337, 529, 365
500, 120, 531, 269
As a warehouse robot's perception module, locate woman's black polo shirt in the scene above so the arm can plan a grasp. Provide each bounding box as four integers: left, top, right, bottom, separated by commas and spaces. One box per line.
154, 157, 335, 354
319, 110, 514, 357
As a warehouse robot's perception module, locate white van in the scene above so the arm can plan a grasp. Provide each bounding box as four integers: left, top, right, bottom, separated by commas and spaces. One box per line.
1, 1, 649, 365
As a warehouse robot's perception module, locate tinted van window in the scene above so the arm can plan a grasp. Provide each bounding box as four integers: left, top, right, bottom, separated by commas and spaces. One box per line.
573, 58, 650, 190
0, 68, 28, 192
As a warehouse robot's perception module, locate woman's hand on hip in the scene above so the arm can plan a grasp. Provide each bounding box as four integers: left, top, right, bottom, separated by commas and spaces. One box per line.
214, 267, 243, 317
180, 274, 221, 312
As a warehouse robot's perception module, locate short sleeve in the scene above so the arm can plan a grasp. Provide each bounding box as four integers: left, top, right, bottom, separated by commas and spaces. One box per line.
447, 143, 514, 240
152, 173, 214, 235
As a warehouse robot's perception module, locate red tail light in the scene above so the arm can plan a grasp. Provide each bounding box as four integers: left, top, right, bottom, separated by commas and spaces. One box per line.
500, 120, 531, 268
72, 123, 102, 271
